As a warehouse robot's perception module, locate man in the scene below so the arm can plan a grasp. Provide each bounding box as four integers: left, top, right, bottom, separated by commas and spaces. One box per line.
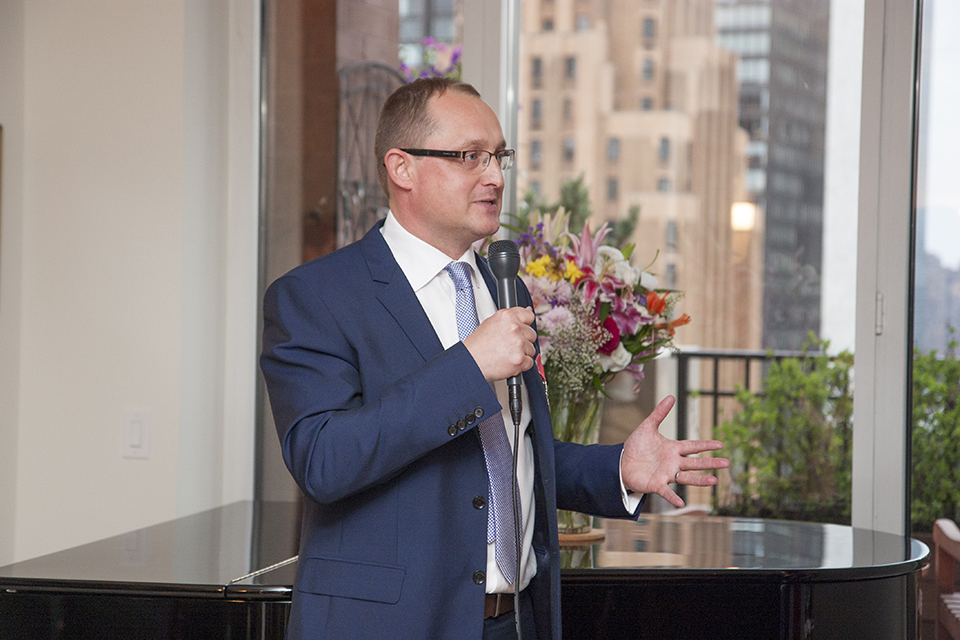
260, 77, 728, 640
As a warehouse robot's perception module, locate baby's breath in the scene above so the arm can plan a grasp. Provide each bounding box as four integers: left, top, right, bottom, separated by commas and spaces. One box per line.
540, 295, 608, 398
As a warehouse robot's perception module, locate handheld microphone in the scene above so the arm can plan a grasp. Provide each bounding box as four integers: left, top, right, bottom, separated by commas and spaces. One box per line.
487, 238, 525, 640
487, 240, 523, 426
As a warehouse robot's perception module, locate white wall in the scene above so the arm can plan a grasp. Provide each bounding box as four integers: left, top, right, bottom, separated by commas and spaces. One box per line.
0, 0, 259, 565
0, 0, 26, 567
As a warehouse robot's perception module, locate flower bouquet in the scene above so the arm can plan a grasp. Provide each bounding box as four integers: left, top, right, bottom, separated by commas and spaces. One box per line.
512, 210, 690, 534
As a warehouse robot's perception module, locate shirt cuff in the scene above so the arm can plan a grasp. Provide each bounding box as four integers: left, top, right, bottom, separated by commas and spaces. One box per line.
619, 448, 644, 515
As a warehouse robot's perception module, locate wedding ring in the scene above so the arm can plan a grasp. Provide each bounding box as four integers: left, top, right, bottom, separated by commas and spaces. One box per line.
674, 470, 681, 484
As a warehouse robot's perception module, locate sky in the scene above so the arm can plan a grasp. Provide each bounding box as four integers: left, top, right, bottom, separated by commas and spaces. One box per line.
918, 0, 960, 270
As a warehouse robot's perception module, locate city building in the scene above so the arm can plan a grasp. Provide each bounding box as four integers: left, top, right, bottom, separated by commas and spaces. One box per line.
715, 0, 830, 350
518, 0, 764, 353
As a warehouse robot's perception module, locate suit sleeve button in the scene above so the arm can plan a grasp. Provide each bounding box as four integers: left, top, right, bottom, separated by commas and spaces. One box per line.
456, 419, 467, 431
473, 571, 486, 585
447, 425, 458, 437
474, 407, 484, 419
473, 496, 486, 510
465, 413, 476, 425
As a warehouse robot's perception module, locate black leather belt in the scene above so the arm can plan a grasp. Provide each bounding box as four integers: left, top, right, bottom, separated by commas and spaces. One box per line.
484, 592, 515, 618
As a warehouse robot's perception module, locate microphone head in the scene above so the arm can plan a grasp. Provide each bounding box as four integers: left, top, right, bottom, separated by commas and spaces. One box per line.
488, 240, 521, 280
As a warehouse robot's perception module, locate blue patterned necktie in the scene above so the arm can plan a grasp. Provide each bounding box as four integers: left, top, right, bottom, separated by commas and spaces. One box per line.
444, 261, 520, 585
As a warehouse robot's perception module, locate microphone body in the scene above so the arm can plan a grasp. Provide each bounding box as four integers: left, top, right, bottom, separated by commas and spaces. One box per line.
487, 240, 523, 426
487, 238, 526, 640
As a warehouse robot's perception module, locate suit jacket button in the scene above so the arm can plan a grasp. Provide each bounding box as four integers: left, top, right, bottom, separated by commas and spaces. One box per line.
473, 571, 486, 585
456, 419, 466, 431
473, 496, 486, 510
465, 413, 476, 425
448, 425, 458, 437
474, 407, 484, 419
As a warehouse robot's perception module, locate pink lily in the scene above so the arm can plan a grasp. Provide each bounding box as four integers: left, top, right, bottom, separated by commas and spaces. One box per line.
567, 222, 611, 270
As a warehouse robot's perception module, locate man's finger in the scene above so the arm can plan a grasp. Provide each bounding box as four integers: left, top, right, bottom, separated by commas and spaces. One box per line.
677, 439, 725, 455
659, 487, 684, 508
678, 456, 730, 471
678, 472, 720, 487
643, 395, 676, 426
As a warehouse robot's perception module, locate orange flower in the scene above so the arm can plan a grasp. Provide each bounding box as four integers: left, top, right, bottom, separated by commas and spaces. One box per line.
646, 291, 667, 316
655, 313, 692, 336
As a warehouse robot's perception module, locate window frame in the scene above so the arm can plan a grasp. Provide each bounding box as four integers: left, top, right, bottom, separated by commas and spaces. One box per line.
456, 0, 921, 538
851, 0, 920, 537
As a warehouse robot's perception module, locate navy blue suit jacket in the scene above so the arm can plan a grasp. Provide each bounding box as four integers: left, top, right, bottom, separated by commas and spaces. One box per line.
260, 222, 637, 639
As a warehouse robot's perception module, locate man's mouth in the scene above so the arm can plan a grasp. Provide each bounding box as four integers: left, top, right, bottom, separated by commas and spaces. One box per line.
475, 195, 500, 208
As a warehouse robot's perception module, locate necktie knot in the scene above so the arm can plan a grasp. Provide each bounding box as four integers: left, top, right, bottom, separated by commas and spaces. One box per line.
444, 261, 472, 292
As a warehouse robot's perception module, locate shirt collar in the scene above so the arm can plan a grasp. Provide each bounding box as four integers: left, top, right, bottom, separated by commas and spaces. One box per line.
381, 212, 480, 291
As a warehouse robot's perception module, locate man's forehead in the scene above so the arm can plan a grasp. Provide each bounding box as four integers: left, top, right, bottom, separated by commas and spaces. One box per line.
427, 92, 505, 149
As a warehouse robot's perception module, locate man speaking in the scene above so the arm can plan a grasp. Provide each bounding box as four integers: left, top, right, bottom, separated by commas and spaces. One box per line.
260, 77, 728, 640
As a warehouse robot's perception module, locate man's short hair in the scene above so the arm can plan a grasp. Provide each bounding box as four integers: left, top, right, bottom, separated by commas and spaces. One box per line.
375, 77, 481, 197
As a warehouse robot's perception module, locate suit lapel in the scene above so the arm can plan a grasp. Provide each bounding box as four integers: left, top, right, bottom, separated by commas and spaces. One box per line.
476, 253, 499, 304
360, 222, 445, 362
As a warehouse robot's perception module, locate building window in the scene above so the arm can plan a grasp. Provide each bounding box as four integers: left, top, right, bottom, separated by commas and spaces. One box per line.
607, 138, 620, 162
543, 19, 554, 31
530, 180, 541, 198
665, 263, 677, 288
642, 59, 655, 81
657, 178, 671, 192
563, 98, 573, 120
532, 57, 542, 88
666, 220, 678, 251
576, 14, 590, 31
531, 139, 542, 169
737, 58, 771, 84
641, 97, 653, 110
659, 137, 670, 162
565, 56, 577, 80
643, 17, 657, 40
564, 137, 575, 162
607, 177, 619, 201
531, 99, 542, 130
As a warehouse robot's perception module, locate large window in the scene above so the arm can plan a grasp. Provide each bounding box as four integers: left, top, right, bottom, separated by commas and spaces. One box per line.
255, 0, 923, 541
912, 0, 960, 536
516, 0, 851, 522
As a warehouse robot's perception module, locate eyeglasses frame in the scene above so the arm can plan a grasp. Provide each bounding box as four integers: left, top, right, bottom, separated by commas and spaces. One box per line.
399, 148, 516, 171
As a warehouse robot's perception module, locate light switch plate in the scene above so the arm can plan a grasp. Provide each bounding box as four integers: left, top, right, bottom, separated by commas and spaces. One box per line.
122, 409, 151, 459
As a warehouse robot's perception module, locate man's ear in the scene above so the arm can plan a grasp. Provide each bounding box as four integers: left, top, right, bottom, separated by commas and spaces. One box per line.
384, 149, 414, 192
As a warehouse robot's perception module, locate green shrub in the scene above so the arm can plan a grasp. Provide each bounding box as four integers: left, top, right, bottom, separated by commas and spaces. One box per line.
911, 330, 960, 533
714, 336, 853, 524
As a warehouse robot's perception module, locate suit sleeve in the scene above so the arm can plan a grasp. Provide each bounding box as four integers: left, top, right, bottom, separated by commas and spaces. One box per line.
553, 440, 644, 518
260, 272, 500, 505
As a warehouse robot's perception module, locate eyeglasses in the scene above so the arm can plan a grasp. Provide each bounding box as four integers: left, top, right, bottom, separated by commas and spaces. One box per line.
400, 148, 516, 172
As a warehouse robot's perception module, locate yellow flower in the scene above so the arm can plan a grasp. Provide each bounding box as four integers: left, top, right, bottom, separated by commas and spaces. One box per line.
563, 259, 584, 282
526, 256, 554, 279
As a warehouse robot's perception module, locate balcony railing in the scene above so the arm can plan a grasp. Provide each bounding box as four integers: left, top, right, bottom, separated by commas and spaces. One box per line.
674, 348, 828, 441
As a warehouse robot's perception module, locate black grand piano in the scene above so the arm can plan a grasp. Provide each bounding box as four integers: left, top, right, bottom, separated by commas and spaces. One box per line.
0, 501, 927, 639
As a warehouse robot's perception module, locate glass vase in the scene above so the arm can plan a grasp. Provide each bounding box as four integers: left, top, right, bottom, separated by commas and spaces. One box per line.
551, 387, 604, 535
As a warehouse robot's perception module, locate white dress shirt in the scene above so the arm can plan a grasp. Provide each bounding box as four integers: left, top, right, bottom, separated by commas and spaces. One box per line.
381, 213, 537, 593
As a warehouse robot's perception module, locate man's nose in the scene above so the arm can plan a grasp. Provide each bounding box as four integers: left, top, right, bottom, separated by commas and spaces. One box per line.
480, 158, 504, 188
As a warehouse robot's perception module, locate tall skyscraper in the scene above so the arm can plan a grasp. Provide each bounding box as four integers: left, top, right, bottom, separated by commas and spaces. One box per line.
518, 0, 764, 352
715, 0, 830, 350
